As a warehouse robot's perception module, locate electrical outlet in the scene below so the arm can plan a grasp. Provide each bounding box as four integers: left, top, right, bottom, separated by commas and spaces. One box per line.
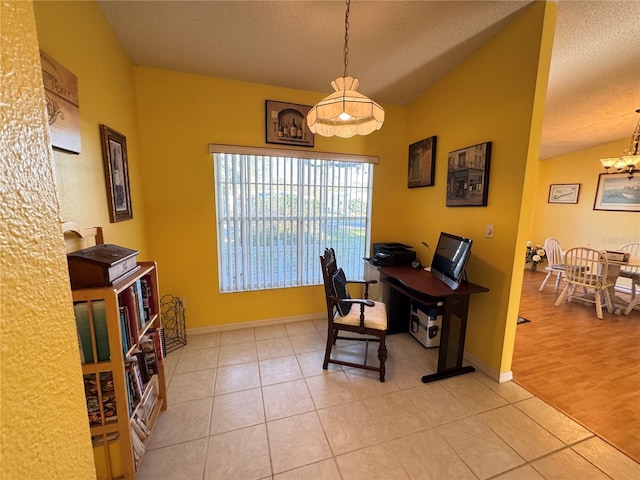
485, 224, 494, 239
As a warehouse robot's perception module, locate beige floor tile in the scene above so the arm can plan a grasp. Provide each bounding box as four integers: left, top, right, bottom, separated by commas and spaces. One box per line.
475, 373, 534, 403
312, 318, 326, 332
162, 349, 181, 379
344, 367, 399, 398
306, 371, 357, 409
183, 332, 221, 350
290, 331, 327, 354
136, 438, 207, 480
273, 458, 341, 480
256, 336, 294, 360
262, 379, 314, 421
437, 416, 525, 479
387, 429, 476, 480
385, 354, 435, 389
386, 333, 429, 358
479, 405, 565, 461
174, 347, 219, 374
572, 436, 640, 480
166, 368, 216, 404
147, 397, 212, 449
363, 390, 429, 440
220, 327, 255, 346
296, 350, 342, 377
254, 323, 287, 341
205, 424, 271, 480
402, 383, 470, 427
441, 373, 508, 414
317, 400, 385, 455
514, 397, 593, 445
335, 443, 410, 480
267, 411, 332, 474
218, 341, 258, 366
210, 387, 265, 434
259, 355, 303, 386
285, 320, 319, 336
215, 362, 261, 394
491, 465, 546, 480
530, 447, 611, 479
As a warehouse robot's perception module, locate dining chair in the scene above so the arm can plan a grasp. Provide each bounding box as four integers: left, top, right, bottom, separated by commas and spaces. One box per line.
554, 247, 616, 319
618, 243, 640, 314
538, 237, 565, 291
319, 248, 388, 382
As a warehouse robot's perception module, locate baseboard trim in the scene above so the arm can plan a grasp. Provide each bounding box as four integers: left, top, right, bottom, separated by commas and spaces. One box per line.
463, 351, 513, 383
187, 312, 326, 335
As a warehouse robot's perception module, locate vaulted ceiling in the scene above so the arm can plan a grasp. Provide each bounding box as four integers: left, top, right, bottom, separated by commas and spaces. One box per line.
98, 0, 640, 159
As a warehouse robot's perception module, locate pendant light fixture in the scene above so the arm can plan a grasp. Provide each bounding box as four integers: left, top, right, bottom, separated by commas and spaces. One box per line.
599, 108, 640, 179
306, 0, 384, 138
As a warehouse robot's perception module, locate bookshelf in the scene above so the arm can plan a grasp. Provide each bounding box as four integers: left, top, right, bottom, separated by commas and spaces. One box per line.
72, 262, 167, 479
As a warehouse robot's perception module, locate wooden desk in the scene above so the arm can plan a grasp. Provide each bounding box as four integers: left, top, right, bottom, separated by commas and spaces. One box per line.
378, 266, 489, 383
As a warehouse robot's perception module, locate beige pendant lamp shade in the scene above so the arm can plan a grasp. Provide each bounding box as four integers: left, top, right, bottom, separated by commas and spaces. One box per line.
307, 76, 384, 138
307, 0, 384, 138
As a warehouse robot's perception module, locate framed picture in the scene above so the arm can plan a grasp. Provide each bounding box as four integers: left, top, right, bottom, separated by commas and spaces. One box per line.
40, 50, 81, 154
593, 172, 640, 212
265, 100, 314, 147
100, 125, 133, 222
548, 183, 580, 204
446, 141, 492, 207
408, 136, 437, 188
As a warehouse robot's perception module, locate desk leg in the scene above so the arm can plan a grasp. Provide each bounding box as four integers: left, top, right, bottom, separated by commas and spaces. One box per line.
422, 294, 474, 383
422, 365, 475, 383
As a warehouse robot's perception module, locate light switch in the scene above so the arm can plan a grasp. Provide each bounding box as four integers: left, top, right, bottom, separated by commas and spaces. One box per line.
485, 224, 494, 239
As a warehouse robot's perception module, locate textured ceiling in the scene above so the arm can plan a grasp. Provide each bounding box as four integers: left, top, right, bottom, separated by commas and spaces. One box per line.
98, 0, 640, 159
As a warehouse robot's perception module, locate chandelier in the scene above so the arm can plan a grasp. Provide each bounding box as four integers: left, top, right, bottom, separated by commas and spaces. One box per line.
306, 0, 384, 138
600, 108, 640, 179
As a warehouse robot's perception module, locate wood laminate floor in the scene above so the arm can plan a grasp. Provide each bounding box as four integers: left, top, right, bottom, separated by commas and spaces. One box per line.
514, 269, 640, 463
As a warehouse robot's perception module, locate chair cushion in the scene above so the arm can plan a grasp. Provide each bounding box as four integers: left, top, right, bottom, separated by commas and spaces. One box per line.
330, 268, 352, 316
334, 301, 387, 331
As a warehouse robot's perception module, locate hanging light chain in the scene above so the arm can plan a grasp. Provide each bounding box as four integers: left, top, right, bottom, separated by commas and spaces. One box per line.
343, 0, 350, 78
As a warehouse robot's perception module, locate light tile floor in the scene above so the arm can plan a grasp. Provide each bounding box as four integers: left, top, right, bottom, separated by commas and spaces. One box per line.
137, 320, 640, 479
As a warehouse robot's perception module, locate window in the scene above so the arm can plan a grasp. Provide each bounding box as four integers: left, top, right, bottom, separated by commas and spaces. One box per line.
210, 145, 377, 293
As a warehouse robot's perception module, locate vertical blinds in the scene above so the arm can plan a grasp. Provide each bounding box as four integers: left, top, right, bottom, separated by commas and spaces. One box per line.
212, 148, 374, 293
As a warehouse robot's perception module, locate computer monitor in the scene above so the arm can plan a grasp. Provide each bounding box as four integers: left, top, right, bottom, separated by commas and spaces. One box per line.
430, 232, 473, 290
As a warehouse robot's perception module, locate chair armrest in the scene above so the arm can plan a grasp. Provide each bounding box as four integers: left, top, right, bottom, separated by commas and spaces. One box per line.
347, 279, 378, 285
328, 296, 375, 308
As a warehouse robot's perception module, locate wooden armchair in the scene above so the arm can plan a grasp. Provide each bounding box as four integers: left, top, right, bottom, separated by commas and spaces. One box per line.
319, 248, 388, 382
554, 247, 615, 319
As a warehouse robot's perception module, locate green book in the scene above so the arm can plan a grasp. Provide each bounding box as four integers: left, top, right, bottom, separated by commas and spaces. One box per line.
74, 302, 94, 363
92, 300, 110, 362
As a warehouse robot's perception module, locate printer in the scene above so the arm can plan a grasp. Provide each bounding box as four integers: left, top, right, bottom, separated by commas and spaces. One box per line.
367, 242, 416, 267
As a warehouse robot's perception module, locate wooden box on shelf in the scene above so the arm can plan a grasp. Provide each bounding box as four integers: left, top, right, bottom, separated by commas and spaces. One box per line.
72, 261, 167, 479
67, 244, 139, 288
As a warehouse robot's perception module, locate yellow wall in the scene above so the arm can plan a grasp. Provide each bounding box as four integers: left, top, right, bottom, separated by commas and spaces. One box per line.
34, 0, 149, 256
0, 2, 95, 478
531, 137, 640, 249
400, 1, 556, 373
133, 68, 407, 327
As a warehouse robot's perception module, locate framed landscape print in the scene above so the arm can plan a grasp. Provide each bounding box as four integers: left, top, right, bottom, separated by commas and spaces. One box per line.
593, 172, 640, 212
548, 183, 580, 204
265, 100, 314, 147
408, 136, 437, 188
446, 142, 492, 207
100, 125, 133, 222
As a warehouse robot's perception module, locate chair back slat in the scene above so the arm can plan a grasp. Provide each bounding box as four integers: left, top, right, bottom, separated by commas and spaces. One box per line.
544, 237, 564, 267
619, 243, 640, 276
564, 247, 609, 286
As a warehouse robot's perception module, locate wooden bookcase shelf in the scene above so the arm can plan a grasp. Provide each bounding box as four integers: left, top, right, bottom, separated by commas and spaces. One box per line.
72, 261, 167, 479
